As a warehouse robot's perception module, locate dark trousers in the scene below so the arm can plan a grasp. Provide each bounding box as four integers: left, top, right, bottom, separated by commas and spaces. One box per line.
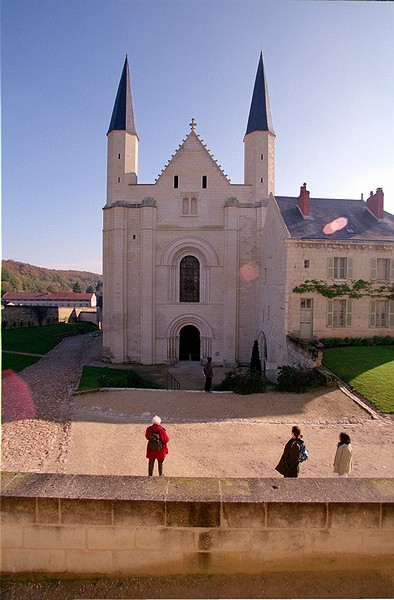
204, 377, 212, 392
148, 458, 164, 476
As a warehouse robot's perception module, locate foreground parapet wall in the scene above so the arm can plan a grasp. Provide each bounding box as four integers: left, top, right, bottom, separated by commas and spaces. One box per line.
1, 473, 393, 576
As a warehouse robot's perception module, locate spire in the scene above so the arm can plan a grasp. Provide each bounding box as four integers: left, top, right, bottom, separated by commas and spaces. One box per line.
107, 56, 138, 137
245, 52, 274, 135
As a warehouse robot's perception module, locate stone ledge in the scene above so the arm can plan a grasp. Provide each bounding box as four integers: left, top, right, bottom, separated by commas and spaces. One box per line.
1, 472, 393, 504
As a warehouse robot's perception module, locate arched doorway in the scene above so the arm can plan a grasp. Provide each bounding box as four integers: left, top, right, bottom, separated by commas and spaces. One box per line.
179, 325, 200, 361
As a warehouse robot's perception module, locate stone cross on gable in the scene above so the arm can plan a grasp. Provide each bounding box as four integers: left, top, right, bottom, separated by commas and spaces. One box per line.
189, 118, 197, 131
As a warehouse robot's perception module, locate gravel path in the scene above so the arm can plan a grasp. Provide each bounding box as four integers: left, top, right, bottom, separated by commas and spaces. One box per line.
2, 331, 100, 472
1, 332, 393, 478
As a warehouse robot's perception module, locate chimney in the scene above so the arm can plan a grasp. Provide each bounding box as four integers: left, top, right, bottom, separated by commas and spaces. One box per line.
366, 187, 384, 220
297, 182, 310, 217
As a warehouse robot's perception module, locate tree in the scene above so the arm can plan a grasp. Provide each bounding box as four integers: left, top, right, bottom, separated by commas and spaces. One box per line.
250, 339, 262, 374
86, 285, 95, 293
72, 281, 82, 293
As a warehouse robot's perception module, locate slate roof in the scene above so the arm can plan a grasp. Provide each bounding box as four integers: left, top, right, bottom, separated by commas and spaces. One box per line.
2, 292, 95, 301
107, 56, 138, 136
246, 52, 275, 135
275, 196, 394, 242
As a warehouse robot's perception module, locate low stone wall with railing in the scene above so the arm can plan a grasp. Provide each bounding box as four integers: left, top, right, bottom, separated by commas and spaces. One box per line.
286, 336, 322, 369
1, 473, 393, 577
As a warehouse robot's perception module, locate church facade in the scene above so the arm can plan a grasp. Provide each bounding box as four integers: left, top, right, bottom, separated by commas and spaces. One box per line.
102, 55, 394, 372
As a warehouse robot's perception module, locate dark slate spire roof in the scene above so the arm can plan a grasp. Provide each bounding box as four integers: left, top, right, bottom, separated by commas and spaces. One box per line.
246, 52, 275, 135
107, 56, 138, 136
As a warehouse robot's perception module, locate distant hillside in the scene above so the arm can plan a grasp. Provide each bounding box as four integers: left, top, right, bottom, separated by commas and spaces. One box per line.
1, 260, 102, 295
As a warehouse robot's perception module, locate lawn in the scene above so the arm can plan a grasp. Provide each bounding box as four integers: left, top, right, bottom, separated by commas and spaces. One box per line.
322, 345, 394, 413
2, 323, 98, 372
78, 366, 163, 392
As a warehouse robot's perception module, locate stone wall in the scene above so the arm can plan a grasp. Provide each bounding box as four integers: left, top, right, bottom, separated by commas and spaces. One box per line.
286, 337, 322, 369
1, 306, 97, 328
1, 473, 392, 577
1, 306, 60, 328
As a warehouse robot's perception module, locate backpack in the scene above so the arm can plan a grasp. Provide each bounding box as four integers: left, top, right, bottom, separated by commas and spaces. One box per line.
298, 440, 309, 462
292, 439, 309, 463
148, 426, 163, 451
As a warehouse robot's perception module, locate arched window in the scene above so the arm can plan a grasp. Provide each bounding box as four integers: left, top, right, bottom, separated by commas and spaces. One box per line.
180, 255, 200, 302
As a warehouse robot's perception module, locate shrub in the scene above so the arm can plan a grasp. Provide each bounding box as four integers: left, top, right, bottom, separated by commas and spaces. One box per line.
250, 340, 262, 374
320, 336, 394, 348
276, 365, 326, 393
216, 368, 267, 394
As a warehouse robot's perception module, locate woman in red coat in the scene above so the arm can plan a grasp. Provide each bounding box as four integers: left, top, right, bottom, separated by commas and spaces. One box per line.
145, 415, 170, 476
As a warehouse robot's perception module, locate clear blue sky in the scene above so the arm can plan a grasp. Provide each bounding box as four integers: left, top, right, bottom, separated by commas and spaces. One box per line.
2, 0, 394, 274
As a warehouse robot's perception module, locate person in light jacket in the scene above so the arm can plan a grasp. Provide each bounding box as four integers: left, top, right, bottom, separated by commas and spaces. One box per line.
145, 415, 169, 476
333, 432, 353, 477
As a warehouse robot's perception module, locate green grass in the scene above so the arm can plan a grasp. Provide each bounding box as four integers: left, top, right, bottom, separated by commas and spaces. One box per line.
2, 353, 42, 372
322, 345, 394, 413
2, 323, 98, 373
77, 365, 162, 392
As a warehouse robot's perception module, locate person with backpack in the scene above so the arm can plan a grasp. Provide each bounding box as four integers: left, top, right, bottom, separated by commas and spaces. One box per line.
275, 425, 308, 478
145, 415, 170, 476
333, 431, 353, 477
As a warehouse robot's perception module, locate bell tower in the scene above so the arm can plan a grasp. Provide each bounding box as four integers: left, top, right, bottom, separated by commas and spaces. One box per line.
244, 53, 275, 199
107, 56, 139, 204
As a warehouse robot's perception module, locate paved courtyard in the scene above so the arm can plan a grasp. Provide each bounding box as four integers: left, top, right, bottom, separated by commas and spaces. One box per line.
2, 332, 392, 479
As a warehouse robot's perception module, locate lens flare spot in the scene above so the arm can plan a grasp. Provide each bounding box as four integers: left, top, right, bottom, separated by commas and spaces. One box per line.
240, 262, 259, 282
2, 370, 36, 423
323, 217, 348, 235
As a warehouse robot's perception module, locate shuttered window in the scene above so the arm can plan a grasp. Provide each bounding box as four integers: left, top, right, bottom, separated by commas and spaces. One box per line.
327, 257, 353, 279
371, 258, 392, 281
370, 299, 392, 327
327, 299, 352, 327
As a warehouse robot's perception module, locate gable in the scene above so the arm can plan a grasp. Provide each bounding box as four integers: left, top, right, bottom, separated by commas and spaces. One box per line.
155, 130, 230, 190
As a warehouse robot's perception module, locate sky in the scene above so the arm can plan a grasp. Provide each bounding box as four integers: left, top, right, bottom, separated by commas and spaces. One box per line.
2, 0, 394, 274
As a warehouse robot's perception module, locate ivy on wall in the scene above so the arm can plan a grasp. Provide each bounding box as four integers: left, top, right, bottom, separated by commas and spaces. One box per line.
293, 279, 394, 300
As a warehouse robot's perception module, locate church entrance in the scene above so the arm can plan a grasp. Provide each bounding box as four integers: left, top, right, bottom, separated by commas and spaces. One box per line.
179, 325, 200, 361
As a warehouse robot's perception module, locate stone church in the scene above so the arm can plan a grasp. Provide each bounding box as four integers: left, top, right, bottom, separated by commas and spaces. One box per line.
102, 54, 394, 373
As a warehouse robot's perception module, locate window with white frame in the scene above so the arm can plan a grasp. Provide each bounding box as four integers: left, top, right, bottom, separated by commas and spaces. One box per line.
327, 257, 353, 279
370, 299, 394, 328
327, 299, 352, 328
300, 298, 313, 321
370, 258, 392, 281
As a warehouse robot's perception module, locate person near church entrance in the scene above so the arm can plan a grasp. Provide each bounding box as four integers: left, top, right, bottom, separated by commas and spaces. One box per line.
145, 415, 169, 476
203, 357, 213, 392
275, 425, 303, 478
333, 432, 353, 477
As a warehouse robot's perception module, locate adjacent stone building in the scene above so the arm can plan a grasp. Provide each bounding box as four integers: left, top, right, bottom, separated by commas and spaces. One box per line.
102, 55, 394, 374
2, 292, 97, 308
